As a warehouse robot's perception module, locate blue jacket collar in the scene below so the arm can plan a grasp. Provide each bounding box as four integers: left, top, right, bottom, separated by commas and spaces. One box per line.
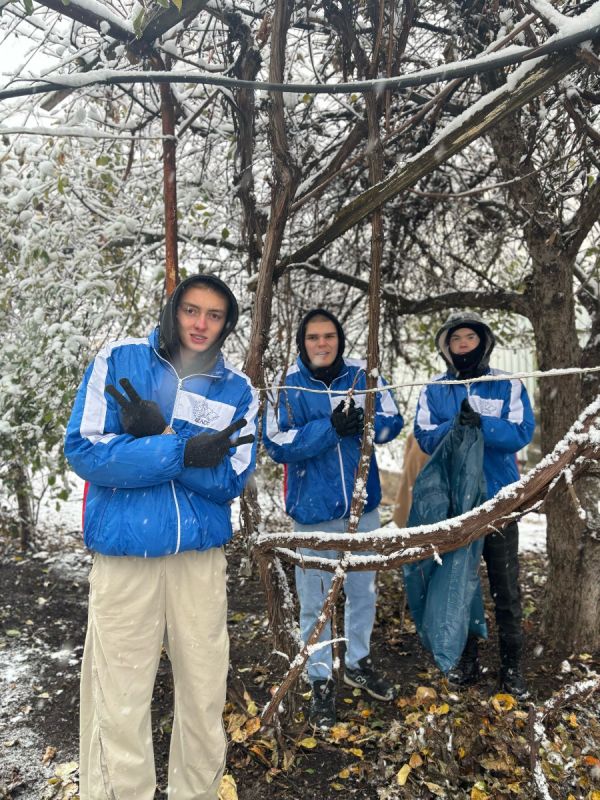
295, 354, 350, 385
150, 327, 225, 379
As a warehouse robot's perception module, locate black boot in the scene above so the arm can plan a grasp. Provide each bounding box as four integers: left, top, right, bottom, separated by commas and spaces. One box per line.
499, 642, 529, 700
308, 679, 336, 728
447, 635, 480, 687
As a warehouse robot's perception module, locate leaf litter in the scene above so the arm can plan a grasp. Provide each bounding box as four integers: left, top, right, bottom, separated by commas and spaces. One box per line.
0, 527, 599, 799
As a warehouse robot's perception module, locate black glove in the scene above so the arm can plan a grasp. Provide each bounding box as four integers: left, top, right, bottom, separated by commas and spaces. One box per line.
106, 378, 168, 437
459, 398, 481, 428
183, 418, 255, 468
331, 398, 365, 438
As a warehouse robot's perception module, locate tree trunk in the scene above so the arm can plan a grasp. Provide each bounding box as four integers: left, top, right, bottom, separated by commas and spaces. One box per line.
10, 463, 34, 552
157, 60, 179, 297
241, 0, 300, 719
528, 251, 600, 649
489, 111, 600, 651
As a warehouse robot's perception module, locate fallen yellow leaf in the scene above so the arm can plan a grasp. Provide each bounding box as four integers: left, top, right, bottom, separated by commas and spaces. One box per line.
491, 693, 517, 713
425, 782, 446, 797
54, 762, 78, 779
471, 784, 490, 800
246, 700, 258, 716
243, 690, 258, 716
244, 717, 260, 736
282, 749, 295, 771
248, 745, 271, 766
396, 764, 411, 786
566, 712, 578, 728
409, 752, 423, 768
480, 756, 512, 773
405, 711, 422, 725
226, 712, 247, 733
42, 746, 57, 765
299, 736, 318, 749
433, 703, 450, 715
345, 747, 363, 758
329, 724, 350, 742
330, 783, 344, 791
415, 686, 437, 704
338, 768, 350, 779
360, 708, 373, 717
218, 773, 238, 800
588, 792, 600, 800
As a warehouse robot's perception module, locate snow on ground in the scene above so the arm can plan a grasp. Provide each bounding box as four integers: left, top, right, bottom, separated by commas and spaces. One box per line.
518, 511, 547, 553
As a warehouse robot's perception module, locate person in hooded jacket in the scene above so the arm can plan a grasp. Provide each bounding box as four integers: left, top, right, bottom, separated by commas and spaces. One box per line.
65, 274, 258, 800
414, 310, 535, 699
263, 309, 403, 728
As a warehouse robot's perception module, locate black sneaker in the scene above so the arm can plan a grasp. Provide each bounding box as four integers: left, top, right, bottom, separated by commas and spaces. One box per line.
500, 666, 530, 701
447, 636, 480, 687
343, 656, 395, 701
309, 679, 336, 728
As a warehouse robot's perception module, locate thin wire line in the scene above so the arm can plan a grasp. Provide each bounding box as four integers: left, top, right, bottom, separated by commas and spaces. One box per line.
261, 364, 600, 395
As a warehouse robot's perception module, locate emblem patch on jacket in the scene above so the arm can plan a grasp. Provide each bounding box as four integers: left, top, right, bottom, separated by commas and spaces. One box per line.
469, 396, 502, 417
192, 398, 219, 426
173, 389, 235, 430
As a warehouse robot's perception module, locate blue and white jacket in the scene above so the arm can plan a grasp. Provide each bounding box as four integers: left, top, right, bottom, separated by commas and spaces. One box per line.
414, 368, 535, 499
65, 328, 258, 557
263, 357, 403, 525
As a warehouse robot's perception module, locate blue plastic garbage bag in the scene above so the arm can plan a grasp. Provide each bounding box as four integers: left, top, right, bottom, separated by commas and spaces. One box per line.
403, 421, 488, 673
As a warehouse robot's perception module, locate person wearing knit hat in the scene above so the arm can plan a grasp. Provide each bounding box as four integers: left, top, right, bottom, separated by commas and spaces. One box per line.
264, 308, 404, 728
65, 273, 258, 799
413, 310, 535, 699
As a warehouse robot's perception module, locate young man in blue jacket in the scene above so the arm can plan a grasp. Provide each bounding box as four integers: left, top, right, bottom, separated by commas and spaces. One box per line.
65, 274, 258, 800
414, 310, 535, 698
264, 309, 403, 727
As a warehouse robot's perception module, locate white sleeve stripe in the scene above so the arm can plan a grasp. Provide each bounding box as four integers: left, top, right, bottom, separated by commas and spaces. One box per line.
79, 338, 150, 445
265, 396, 298, 445
80, 351, 110, 444
231, 387, 260, 476
416, 387, 438, 431
508, 379, 525, 424
376, 376, 399, 416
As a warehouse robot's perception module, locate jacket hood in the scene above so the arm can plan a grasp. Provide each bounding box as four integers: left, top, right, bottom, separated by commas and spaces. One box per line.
435, 310, 495, 376
295, 308, 346, 384
158, 273, 238, 373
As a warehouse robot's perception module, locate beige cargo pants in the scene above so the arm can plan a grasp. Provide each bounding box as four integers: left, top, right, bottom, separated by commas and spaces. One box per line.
79, 548, 228, 799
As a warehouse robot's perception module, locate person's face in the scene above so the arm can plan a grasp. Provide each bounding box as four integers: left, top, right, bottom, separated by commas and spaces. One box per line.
304, 319, 339, 368
177, 285, 228, 361
448, 327, 480, 355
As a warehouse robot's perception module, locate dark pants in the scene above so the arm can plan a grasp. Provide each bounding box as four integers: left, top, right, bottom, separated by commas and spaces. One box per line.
482, 521, 523, 663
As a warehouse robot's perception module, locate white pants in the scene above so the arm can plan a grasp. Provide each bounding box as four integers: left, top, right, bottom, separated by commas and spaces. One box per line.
79, 548, 228, 800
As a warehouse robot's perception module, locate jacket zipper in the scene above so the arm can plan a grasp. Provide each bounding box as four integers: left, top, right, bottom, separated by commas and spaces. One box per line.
152, 345, 221, 555
311, 372, 350, 519
169, 377, 183, 554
